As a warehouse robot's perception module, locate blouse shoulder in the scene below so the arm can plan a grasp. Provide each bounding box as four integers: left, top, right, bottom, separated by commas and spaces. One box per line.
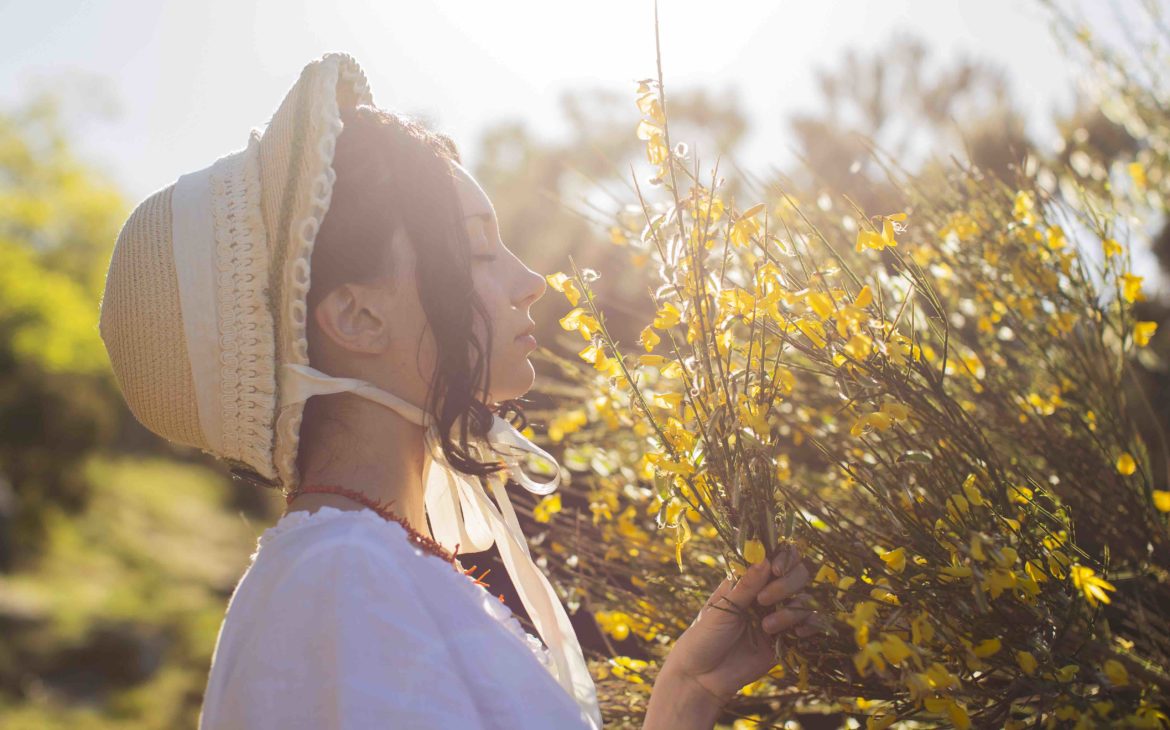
201, 507, 591, 730
200, 508, 487, 729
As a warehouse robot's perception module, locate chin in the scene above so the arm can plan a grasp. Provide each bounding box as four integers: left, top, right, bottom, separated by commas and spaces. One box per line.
490, 359, 536, 403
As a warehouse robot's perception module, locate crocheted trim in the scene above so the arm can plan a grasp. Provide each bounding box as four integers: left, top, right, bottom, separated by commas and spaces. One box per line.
210, 134, 278, 478
273, 54, 373, 491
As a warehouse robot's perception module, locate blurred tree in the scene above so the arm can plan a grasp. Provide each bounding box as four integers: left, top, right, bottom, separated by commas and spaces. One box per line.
778, 38, 1033, 211
0, 94, 127, 568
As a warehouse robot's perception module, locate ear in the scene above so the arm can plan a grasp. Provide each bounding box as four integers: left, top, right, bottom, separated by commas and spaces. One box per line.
313, 282, 392, 355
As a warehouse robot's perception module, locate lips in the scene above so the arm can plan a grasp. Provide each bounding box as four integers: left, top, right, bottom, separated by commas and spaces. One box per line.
515, 324, 536, 340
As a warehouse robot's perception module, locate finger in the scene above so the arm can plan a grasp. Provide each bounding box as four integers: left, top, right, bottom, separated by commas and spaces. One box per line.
757, 562, 811, 606
724, 558, 772, 610
770, 545, 802, 577
703, 576, 735, 609
794, 612, 831, 638
762, 604, 814, 634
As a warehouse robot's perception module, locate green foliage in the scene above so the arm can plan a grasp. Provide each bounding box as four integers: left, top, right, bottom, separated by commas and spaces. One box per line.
0, 456, 264, 728
0, 94, 131, 566
0, 239, 108, 375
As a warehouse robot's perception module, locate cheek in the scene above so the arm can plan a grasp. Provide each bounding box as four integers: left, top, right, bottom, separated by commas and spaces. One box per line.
471, 271, 506, 340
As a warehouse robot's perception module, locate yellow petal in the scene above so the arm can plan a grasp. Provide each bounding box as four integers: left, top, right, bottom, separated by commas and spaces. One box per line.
1103, 659, 1129, 687
640, 325, 661, 352
854, 285, 873, 308
1121, 273, 1144, 303
743, 538, 766, 565
653, 302, 681, 329
635, 118, 663, 141
1134, 321, 1157, 347
741, 202, 766, 219
1129, 161, 1147, 188
1117, 452, 1137, 476
807, 291, 835, 319
533, 493, 562, 523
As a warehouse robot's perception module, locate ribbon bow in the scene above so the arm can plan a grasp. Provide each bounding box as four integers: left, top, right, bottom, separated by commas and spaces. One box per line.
281, 363, 601, 729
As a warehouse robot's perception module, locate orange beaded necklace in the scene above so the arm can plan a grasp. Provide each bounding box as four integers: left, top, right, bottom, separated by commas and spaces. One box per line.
286, 484, 503, 602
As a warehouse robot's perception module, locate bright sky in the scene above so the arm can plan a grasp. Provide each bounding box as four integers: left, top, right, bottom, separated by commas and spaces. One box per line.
1, 0, 1091, 203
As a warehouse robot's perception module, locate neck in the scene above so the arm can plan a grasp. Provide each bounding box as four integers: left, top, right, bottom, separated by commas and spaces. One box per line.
290, 391, 432, 540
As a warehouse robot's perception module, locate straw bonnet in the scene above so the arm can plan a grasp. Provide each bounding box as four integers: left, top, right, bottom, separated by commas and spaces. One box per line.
98, 53, 602, 727
99, 52, 371, 491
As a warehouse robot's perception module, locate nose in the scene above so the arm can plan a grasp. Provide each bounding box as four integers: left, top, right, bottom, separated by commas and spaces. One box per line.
515, 262, 547, 309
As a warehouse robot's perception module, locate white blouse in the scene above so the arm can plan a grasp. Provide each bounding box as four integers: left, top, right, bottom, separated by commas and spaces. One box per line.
199, 506, 598, 729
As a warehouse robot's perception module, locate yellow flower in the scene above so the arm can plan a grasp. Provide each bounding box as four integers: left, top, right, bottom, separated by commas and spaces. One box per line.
743, 538, 766, 565
1017, 650, 1038, 675
730, 215, 761, 248
719, 289, 756, 318
867, 715, 895, 730
972, 638, 1001, 658
806, 291, 836, 320
1055, 664, 1079, 682
636, 91, 664, 123
533, 493, 562, 523
545, 272, 581, 306
855, 213, 906, 252
1103, 237, 1123, 257
852, 641, 887, 676
854, 285, 874, 308
940, 211, 980, 241
844, 333, 873, 361
651, 392, 682, 410
548, 409, 587, 443
1103, 658, 1129, 687
851, 411, 892, 437
1070, 564, 1116, 607
814, 564, 839, 584
1045, 226, 1067, 250
652, 302, 681, 329
609, 655, 649, 684
1153, 490, 1170, 512
635, 119, 662, 142
924, 697, 971, 730
795, 319, 827, 348
1134, 321, 1157, 347
1120, 273, 1144, 303
879, 633, 913, 666
645, 134, 669, 166
910, 612, 935, 645
879, 546, 906, 574
1129, 161, 1147, 189
639, 325, 661, 352
693, 194, 726, 224
578, 343, 608, 369
1012, 191, 1035, 225
559, 307, 600, 340
1117, 452, 1137, 476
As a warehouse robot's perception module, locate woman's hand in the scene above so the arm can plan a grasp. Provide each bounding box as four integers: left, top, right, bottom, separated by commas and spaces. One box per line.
658, 546, 814, 709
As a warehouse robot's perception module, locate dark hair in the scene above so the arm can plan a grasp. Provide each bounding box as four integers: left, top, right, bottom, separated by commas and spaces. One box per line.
296, 104, 508, 480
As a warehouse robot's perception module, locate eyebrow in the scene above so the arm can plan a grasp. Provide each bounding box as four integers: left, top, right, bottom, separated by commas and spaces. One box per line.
463, 212, 493, 222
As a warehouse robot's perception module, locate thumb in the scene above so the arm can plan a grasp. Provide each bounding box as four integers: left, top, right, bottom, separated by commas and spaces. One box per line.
723, 559, 772, 611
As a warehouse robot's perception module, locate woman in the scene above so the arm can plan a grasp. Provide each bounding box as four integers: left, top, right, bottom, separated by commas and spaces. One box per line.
98, 53, 812, 729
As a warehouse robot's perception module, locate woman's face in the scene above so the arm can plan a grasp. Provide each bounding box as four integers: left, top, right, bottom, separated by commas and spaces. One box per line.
451, 161, 548, 403
311, 163, 546, 410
